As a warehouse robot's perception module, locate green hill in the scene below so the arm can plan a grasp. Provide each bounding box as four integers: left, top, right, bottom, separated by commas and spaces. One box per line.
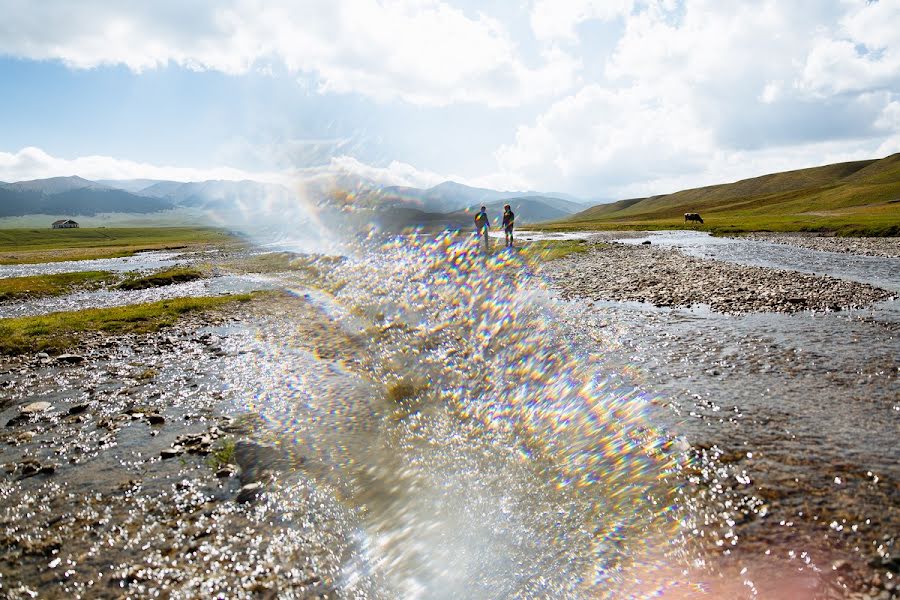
552, 153, 900, 236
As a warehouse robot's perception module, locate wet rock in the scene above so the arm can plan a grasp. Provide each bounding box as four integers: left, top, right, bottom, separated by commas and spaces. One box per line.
215, 464, 237, 478
67, 403, 89, 415
147, 414, 166, 425
234, 440, 290, 484
18, 459, 53, 478
160, 447, 184, 460
20, 401, 51, 415
56, 354, 85, 365
236, 482, 263, 503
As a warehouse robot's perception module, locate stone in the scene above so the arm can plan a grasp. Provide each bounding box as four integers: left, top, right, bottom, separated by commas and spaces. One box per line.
20, 401, 51, 415
236, 482, 263, 503
147, 414, 165, 425
215, 464, 237, 478
56, 354, 85, 364
160, 447, 183, 459
67, 404, 89, 415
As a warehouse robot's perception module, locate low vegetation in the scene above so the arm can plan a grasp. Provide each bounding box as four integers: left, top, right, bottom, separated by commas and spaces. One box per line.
0, 271, 114, 301
543, 153, 900, 236
208, 437, 237, 470
519, 239, 591, 263
0, 227, 244, 264
0, 294, 254, 355
117, 267, 206, 290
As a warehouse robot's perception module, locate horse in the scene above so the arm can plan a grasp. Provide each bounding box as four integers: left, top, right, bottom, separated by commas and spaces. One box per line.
684, 212, 704, 224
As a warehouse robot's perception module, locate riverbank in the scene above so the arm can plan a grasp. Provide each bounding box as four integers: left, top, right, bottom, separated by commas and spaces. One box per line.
736, 233, 900, 258
0, 292, 368, 598
546, 241, 894, 313
1, 229, 897, 598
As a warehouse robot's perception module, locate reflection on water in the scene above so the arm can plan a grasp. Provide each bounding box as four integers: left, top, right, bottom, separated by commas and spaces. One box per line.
224, 233, 697, 598
0, 250, 185, 279
617, 231, 900, 291
0, 274, 277, 318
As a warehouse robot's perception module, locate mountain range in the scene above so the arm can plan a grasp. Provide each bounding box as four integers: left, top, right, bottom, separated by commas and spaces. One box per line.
3, 153, 898, 235
0, 174, 589, 228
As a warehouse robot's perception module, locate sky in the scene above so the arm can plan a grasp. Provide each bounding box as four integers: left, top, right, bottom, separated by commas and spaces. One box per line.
0, 0, 898, 200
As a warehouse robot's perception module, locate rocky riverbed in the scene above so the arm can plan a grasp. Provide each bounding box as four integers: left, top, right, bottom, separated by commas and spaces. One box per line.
547, 241, 894, 313
736, 233, 900, 258
1, 234, 898, 599
0, 294, 375, 598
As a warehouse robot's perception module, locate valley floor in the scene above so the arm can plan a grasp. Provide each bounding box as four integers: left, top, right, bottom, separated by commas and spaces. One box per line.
0, 230, 897, 599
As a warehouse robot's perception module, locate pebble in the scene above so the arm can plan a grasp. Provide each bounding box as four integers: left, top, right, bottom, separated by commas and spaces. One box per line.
56, 354, 85, 364
20, 401, 51, 415
548, 243, 893, 313
236, 482, 263, 503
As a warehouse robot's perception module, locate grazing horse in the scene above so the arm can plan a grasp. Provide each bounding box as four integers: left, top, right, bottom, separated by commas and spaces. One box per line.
684, 212, 704, 224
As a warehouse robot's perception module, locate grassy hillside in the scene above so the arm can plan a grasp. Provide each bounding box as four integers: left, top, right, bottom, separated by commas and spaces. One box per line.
550, 153, 900, 236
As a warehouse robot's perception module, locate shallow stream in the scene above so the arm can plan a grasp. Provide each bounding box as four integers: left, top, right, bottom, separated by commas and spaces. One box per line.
1, 232, 897, 598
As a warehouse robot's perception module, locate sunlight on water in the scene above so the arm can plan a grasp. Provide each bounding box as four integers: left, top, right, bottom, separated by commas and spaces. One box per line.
223, 231, 708, 598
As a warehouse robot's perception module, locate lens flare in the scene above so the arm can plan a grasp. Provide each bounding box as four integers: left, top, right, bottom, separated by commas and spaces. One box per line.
225, 230, 707, 597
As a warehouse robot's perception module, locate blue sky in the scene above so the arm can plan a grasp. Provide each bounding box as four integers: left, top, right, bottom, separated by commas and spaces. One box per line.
0, 0, 898, 199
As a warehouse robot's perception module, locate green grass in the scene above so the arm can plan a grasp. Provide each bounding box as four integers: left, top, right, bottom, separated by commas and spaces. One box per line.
0, 294, 254, 355
0, 227, 244, 264
117, 267, 206, 290
543, 153, 900, 236
0, 271, 115, 301
519, 239, 591, 263
208, 438, 237, 470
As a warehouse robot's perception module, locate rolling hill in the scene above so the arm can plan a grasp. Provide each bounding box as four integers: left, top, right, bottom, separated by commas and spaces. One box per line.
556, 153, 900, 235
0, 176, 175, 217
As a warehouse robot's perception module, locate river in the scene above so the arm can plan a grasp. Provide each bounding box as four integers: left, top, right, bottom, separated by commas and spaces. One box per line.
0, 231, 897, 598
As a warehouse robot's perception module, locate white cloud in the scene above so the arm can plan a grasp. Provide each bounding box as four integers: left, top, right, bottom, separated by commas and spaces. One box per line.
0, 146, 450, 190
309, 155, 446, 188
491, 0, 900, 198
0, 147, 286, 184
0, 0, 578, 107
530, 0, 634, 42
799, 0, 900, 96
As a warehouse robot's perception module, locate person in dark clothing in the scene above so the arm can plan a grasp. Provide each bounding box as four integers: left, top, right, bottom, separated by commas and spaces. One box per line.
502, 204, 515, 248
474, 205, 490, 250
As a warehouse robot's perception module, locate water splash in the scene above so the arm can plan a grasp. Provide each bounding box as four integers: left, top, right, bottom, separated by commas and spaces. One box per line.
228, 231, 698, 597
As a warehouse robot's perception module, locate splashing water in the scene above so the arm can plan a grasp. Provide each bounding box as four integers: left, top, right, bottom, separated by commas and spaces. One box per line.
225, 232, 711, 598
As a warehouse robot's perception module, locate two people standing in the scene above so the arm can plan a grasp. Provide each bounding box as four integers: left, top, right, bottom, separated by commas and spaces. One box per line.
474, 204, 515, 250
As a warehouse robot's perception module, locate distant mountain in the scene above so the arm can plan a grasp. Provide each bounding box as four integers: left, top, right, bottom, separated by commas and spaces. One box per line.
377, 181, 582, 213
97, 179, 171, 193
2, 176, 112, 195
0, 176, 174, 218
451, 197, 581, 224
562, 153, 900, 235
0, 173, 587, 229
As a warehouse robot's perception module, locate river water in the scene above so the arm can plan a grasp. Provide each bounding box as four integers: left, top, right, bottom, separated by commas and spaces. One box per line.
1, 232, 897, 598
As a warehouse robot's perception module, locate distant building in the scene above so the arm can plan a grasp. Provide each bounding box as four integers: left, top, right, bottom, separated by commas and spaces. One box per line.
51, 219, 79, 229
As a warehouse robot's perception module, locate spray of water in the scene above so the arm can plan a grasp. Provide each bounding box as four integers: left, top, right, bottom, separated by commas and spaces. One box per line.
217, 215, 718, 597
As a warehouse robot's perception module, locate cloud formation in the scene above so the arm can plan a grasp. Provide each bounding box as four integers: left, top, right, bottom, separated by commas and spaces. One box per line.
496, 0, 900, 197
0, 0, 578, 107
0, 0, 898, 199
0, 146, 447, 190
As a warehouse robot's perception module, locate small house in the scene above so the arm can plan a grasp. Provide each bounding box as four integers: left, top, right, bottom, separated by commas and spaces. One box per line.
51, 219, 79, 229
